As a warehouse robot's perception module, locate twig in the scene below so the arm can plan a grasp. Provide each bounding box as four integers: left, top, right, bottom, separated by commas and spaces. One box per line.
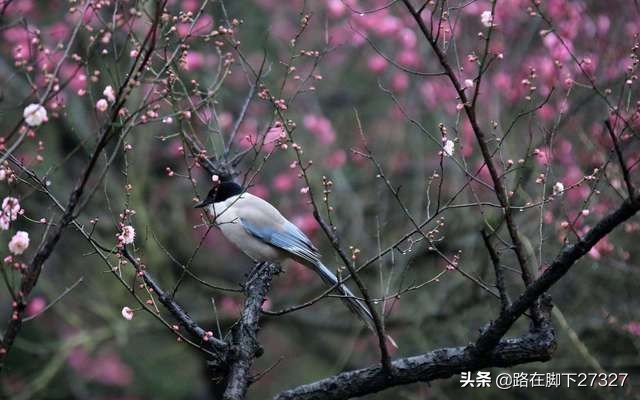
22, 277, 84, 322
121, 249, 228, 357
400, 0, 539, 323
481, 230, 510, 314
604, 119, 635, 198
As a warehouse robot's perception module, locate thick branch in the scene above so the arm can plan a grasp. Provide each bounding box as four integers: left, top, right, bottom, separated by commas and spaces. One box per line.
275, 195, 639, 399
274, 317, 555, 400
474, 196, 640, 353
121, 249, 228, 358
218, 262, 280, 400
481, 230, 510, 314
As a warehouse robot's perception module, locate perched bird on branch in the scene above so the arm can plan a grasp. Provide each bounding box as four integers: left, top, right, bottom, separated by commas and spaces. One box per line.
194, 176, 377, 332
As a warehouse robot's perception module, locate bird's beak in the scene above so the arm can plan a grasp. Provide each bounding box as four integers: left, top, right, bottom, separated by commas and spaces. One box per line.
193, 199, 209, 209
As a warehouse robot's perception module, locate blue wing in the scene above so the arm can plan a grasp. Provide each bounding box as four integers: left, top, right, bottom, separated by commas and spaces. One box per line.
240, 218, 321, 264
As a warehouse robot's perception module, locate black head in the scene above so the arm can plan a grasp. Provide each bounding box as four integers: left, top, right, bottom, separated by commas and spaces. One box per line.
194, 181, 242, 208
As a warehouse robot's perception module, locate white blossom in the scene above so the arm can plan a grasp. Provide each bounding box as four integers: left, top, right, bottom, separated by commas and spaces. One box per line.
121, 306, 134, 320
120, 225, 135, 244
553, 181, 565, 196
481, 10, 493, 28
103, 85, 116, 103
443, 140, 455, 157
0, 216, 9, 231
23, 104, 48, 127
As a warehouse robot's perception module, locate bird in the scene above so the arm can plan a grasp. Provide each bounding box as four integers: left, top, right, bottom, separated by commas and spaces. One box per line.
193, 177, 377, 332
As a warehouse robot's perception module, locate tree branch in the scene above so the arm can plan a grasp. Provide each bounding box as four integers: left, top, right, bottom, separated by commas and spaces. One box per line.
473, 196, 640, 353
604, 119, 635, 198
212, 262, 280, 400
0, 0, 165, 368
273, 315, 555, 400
481, 230, 510, 314
274, 195, 639, 399
400, 0, 537, 298
121, 249, 228, 358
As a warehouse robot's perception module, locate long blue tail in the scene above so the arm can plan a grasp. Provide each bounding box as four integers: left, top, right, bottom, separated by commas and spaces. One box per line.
312, 261, 375, 330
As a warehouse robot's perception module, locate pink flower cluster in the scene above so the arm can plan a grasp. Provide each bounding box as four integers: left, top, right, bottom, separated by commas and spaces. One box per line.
0, 197, 23, 230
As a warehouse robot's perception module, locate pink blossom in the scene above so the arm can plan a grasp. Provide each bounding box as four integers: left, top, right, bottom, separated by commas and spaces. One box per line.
367, 54, 388, 73
327, 0, 346, 18
46, 22, 71, 42
396, 49, 420, 68
8, 231, 29, 255
391, 73, 409, 92
67, 347, 133, 386
249, 184, 269, 199
26, 297, 47, 317
373, 15, 401, 36
181, 0, 201, 12
303, 114, 336, 145
96, 99, 109, 112
324, 149, 347, 169
177, 15, 214, 37
119, 225, 135, 245
588, 236, 614, 260
184, 51, 204, 70
218, 111, 233, 130
2, 197, 21, 221
273, 173, 295, 192
624, 321, 640, 336
0, 216, 9, 231
219, 296, 240, 315
261, 297, 272, 311
291, 214, 319, 236
398, 29, 417, 48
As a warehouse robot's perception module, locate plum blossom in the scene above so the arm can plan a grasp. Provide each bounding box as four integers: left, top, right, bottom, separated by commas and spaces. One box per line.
443, 140, 455, 157
2, 197, 21, 221
0, 197, 23, 231
624, 321, 640, 336
23, 103, 48, 127
26, 297, 46, 317
103, 85, 116, 102
119, 225, 135, 245
8, 231, 29, 255
553, 182, 565, 196
480, 10, 493, 27
96, 98, 109, 112
121, 306, 134, 320
67, 347, 132, 386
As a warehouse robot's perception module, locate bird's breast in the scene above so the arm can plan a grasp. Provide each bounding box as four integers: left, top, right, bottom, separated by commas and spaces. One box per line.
207, 198, 284, 263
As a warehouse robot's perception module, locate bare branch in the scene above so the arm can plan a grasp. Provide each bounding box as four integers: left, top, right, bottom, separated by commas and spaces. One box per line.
604, 119, 635, 198
215, 263, 281, 400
